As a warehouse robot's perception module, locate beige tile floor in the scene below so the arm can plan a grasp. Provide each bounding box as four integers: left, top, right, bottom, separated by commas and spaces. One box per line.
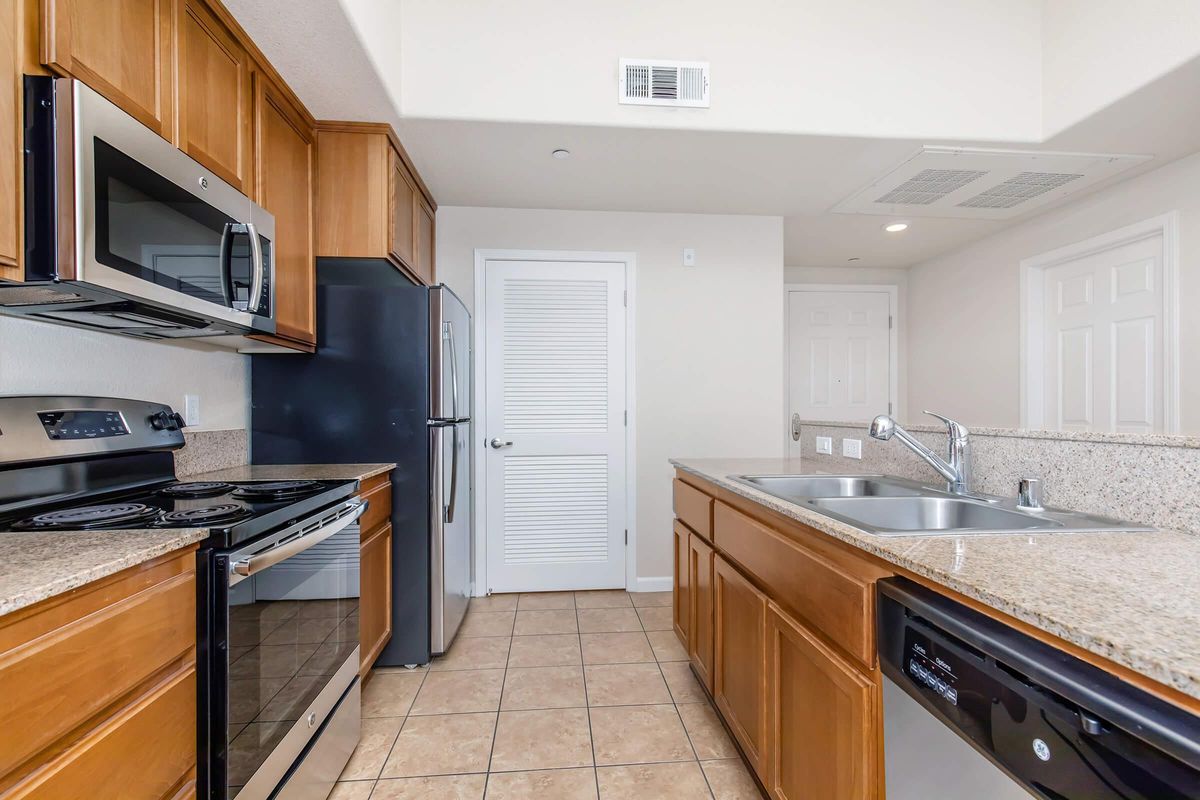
332, 590, 765, 799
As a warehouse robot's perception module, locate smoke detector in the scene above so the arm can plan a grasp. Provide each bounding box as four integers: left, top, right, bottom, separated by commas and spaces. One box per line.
833, 146, 1151, 220
619, 59, 709, 108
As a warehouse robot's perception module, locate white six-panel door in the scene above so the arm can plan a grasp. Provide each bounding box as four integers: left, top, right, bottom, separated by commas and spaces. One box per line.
1040, 233, 1166, 433
787, 289, 892, 454
483, 260, 627, 592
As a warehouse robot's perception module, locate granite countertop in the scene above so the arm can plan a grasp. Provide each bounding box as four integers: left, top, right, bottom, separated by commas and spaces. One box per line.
0, 528, 208, 617
190, 463, 396, 483
672, 457, 1200, 702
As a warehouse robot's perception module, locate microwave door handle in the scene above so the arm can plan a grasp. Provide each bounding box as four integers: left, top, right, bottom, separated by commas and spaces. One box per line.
230, 500, 366, 585
243, 221, 265, 313
445, 424, 458, 523
219, 223, 235, 307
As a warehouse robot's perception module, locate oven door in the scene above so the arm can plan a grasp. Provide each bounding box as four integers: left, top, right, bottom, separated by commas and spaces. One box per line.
211, 499, 365, 800
54, 78, 275, 333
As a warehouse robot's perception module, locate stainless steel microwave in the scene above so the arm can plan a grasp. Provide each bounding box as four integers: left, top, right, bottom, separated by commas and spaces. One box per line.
1, 76, 275, 341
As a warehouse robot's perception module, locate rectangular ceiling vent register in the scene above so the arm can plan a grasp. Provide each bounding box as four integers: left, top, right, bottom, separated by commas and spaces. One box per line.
835, 146, 1150, 220
619, 59, 709, 108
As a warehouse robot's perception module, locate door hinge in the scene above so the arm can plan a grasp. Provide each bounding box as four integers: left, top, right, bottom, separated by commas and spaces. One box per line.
624, 529, 628, 545
623, 290, 627, 307
623, 410, 627, 426
888, 402, 893, 414
888, 315, 893, 330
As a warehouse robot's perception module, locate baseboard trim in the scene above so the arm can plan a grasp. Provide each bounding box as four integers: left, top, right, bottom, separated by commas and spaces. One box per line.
631, 576, 672, 593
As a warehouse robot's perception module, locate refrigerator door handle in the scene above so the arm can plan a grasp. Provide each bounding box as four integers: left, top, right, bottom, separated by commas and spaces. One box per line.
444, 321, 460, 421
445, 425, 458, 523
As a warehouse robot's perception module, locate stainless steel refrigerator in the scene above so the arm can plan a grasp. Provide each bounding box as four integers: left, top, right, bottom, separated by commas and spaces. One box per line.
251, 259, 472, 664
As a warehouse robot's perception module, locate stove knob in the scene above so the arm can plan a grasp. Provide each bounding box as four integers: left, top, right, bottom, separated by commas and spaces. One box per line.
170, 412, 187, 430
149, 411, 172, 431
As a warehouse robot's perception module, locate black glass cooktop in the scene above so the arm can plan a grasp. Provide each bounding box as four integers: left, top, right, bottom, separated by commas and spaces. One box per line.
1, 479, 358, 547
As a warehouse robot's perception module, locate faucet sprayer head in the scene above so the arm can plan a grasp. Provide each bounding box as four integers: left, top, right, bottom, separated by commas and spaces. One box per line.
869, 415, 895, 441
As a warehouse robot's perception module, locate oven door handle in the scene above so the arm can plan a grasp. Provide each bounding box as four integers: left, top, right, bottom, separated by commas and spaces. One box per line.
230, 500, 366, 584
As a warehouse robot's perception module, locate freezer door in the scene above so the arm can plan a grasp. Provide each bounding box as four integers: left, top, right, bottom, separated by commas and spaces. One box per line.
431, 421, 472, 654
429, 286, 472, 421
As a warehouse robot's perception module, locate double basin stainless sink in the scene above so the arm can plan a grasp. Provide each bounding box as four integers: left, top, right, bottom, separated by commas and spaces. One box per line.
731, 474, 1151, 537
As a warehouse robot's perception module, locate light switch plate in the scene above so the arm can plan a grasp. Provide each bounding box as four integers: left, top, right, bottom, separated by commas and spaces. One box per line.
184, 394, 201, 427
682, 248, 696, 267
842, 438, 863, 459
815, 436, 832, 455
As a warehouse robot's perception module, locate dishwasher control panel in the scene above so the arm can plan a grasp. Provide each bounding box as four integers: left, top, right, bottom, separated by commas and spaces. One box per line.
905, 633, 959, 706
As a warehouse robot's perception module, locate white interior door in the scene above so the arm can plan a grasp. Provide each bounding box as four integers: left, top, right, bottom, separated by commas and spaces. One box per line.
1040, 233, 1166, 433
484, 259, 627, 592
787, 289, 892, 453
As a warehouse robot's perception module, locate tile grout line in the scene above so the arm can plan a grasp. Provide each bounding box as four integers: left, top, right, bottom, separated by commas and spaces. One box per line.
578, 597, 603, 799
367, 663, 431, 795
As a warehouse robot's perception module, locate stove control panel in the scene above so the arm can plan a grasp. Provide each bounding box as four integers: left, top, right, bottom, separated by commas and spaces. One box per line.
39, 410, 130, 440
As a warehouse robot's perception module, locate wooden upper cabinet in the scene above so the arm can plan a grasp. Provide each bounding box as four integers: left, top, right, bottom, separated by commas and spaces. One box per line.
316, 122, 436, 285
415, 196, 435, 285
177, 0, 252, 192
253, 71, 314, 346
687, 531, 715, 691
388, 150, 417, 269
1, 0, 19, 275
766, 602, 877, 800
713, 554, 770, 782
40, 0, 175, 138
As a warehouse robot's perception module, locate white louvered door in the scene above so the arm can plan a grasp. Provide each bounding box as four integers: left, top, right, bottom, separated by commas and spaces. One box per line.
484, 260, 627, 592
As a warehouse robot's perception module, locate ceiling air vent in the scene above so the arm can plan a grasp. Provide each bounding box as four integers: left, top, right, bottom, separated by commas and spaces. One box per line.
619, 59, 709, 108
834, 147, 1150, 220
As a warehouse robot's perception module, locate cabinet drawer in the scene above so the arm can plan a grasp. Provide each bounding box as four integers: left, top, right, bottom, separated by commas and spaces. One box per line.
14, 667, 197, 799
359, 480, 392, 537
673, 479, 713, 540
0, 565, 195, 779
714, 502, 874, 666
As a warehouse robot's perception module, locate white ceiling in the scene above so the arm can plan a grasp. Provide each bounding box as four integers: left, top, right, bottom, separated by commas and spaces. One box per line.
225, 0, 1200, 269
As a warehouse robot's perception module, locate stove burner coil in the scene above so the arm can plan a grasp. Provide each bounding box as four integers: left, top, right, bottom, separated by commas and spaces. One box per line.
159, 481, 234, 498
231, 480, 323, 499
159, 504, 253, 526
13, 503, 161, 530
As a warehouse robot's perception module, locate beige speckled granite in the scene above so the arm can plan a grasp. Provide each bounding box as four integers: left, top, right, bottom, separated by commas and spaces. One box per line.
175, 428, 249, 477
190, 463, 396, 483
798, 421, 1200, 534
0, 529, 207, 616
798, 418, 1200, 449
671, 457, 1200, 701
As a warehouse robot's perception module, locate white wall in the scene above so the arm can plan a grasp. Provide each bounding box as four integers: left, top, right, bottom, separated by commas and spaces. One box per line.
398, 0, 1042, 142
438, 207, 785, 583
784, 266, 908, 422
1042, 0, 1200, 137
907, 150, 1200, 433
0, 317, 249, 430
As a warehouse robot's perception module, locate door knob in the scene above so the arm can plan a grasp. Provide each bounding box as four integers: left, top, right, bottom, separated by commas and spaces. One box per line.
489, 438, 513, 449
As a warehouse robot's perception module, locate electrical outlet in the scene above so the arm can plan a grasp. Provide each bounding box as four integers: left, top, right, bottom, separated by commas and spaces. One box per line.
815, 436, 832, 455
184, 394, 201, 427
682, 248, 696, 267
842, 438, 863, 459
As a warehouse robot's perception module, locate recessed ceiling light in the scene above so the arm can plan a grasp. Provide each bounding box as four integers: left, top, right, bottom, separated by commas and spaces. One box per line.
551, 149, 571, 159
883, 222, 909, 233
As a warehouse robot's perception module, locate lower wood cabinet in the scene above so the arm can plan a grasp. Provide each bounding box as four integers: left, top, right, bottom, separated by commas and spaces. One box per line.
358, 474, 394, 675
0, 547, 198, 797
713, 554, 770, 781
672, 520, 690, 648
766, 602, 877, 799
687, 531, 715, 690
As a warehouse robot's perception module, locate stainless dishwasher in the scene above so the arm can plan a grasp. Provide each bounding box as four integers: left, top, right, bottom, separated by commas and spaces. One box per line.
878, 577, 1200, 799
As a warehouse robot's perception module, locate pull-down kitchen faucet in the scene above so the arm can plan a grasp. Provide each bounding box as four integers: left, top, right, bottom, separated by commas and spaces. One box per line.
869, 411, 973, 495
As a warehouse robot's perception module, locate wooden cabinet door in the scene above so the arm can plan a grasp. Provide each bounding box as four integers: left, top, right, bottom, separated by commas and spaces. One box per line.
41, 0, 175, 138
1, 0, 18, 276
388, 150, 417, 270
415, 196, 435, 285
253, 72, 315, 345
178, 0, 252, 191
687, 532, 714, 690
672, 520, 690, 648
360, 522, 393, 676
766, 603, 877, 800
714, 554, 769, 781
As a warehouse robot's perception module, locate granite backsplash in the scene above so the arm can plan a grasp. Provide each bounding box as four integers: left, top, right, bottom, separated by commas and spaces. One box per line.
174, 428, 249, 478
798, 421, 1200, 535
